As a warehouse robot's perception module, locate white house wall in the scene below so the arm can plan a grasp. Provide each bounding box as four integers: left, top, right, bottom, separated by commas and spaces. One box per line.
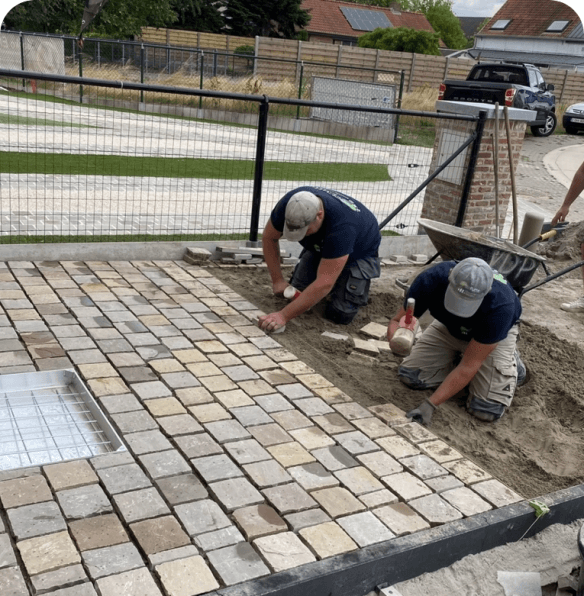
475, 35, 584, 60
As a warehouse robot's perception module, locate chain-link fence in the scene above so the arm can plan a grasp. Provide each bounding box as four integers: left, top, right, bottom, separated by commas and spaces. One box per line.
0, 31, 405, 121
0, 67, 481, 244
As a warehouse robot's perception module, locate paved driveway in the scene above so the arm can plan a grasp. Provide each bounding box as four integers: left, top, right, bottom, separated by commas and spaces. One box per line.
0, 258, 523, 596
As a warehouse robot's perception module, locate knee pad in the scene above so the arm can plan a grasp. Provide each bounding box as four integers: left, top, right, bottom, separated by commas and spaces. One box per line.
324, 303, 357, 325
467, 395, 506, 422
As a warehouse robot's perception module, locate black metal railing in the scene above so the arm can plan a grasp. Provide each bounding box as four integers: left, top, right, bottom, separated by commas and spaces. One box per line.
0, 68, 480, 244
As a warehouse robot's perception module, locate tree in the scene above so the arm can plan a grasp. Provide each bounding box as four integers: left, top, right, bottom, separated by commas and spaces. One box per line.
399, 0, 467, 49
347, 0, 468, 49
424, 3, 467, 49
171, 0, 224, 33
223, 0, 310, 38
4, 0, 177, 38
359, 26, 440, 55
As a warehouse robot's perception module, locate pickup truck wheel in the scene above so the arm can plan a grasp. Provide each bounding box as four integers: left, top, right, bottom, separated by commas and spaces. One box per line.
531, 112, 557, 137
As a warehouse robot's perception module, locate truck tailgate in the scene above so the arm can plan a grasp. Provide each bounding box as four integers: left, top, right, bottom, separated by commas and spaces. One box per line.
442, 82, 510, 105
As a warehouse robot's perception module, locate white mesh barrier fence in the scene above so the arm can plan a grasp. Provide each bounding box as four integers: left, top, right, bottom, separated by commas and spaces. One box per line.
0, 32, 65, 75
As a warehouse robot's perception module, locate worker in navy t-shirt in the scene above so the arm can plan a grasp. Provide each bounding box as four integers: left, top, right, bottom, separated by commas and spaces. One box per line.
387, 258, 526, 426
259, 186, 381, 332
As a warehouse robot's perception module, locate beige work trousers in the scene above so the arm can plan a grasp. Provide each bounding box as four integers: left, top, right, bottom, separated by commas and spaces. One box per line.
399, 320, 519, 407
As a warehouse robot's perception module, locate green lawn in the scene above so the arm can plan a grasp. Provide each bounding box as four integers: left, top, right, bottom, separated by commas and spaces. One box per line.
0, 152, 390, 182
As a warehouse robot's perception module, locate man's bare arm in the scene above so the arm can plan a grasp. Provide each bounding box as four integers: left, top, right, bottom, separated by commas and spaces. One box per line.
552, 160, 584, 225
258, 255, 349, 331
262, 220, 288, 295
428, 339, 497, 406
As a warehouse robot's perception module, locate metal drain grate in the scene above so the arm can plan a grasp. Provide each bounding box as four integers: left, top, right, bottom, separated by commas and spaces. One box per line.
0, 370, 126, 471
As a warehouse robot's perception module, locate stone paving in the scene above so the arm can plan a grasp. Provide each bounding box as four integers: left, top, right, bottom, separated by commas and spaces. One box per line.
0, 258, 523, 596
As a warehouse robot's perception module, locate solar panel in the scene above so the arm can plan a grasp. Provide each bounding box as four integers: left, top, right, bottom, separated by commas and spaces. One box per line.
340, 7, 392, 32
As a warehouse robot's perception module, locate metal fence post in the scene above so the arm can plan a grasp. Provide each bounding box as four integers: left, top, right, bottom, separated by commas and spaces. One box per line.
455, 110, 487, 227
199, 52, 204, 110
393, 69, 405, 142
79, 46, 84, 103
296, 62, 304, 120
249, 97, 270, 244
20, 33, 25, 89
140, 45, 145, 103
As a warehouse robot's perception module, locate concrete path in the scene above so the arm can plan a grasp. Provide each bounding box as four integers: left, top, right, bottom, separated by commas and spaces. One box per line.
0, 92, 432, 236
0, 258, 523, 596
544, 141, 584, 190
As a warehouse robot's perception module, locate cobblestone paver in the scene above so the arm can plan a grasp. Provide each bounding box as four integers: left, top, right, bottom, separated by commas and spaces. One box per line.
0, 259, 523, 595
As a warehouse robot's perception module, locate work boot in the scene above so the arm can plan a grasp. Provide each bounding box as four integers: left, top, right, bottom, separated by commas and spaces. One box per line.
515, 351, 527, 387
560, 296, 584, 313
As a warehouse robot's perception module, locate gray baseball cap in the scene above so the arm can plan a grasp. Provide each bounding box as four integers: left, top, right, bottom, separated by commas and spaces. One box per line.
282, 191, 320, 241
444, 257, 494, 317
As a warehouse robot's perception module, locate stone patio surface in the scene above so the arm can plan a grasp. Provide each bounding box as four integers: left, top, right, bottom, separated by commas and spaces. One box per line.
0, 258, 523, 596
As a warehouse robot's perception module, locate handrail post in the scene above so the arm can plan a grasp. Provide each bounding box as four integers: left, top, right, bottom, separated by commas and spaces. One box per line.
249, 96, 270, 244
455, 110, 487, 227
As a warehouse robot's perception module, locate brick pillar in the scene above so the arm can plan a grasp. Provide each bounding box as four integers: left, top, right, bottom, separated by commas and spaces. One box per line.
421, 102, 533, 235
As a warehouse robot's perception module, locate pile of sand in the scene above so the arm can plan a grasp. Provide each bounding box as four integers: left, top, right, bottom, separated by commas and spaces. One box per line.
537, 221, 584, 260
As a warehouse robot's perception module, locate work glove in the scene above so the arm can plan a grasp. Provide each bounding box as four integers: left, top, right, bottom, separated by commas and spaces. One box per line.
406, 399, 436, 426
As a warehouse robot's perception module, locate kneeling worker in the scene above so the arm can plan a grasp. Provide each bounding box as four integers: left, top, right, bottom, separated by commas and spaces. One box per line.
388, 257, 526, 425
259, 186, 381, 333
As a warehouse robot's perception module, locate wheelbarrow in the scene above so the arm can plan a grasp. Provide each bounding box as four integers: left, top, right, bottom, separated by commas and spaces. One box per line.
418, 218, 584, 297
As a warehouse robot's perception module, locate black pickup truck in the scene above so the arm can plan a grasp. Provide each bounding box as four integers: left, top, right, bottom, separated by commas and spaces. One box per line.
438, 63, 556, 137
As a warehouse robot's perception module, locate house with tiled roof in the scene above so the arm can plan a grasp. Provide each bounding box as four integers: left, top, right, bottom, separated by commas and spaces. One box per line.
457, 16, 487, 41
300, 0, 436, 46
468, 0, 584, 70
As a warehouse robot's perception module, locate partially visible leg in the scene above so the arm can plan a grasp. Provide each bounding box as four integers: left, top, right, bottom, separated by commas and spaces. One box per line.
289, 250, 319, 291
466, 325, 519, 422
398, 320, 466, 390
325, 267, 370, 324
325, 259, 380, 324
560, 241, 584, 312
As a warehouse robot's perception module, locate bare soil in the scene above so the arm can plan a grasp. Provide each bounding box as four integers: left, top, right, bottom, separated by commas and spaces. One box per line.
210, 222, 584, 500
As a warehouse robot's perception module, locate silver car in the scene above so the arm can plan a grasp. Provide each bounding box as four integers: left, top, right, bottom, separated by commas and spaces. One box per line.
563, 102, 584, 134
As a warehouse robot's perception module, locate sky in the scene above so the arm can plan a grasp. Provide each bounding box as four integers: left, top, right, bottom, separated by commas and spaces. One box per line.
451, 0, 505, 18
452, 0, 584, 19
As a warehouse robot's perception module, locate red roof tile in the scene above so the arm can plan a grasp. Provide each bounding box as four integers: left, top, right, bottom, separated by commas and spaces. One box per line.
480, 0, 580, 37
301, 0, 435, 39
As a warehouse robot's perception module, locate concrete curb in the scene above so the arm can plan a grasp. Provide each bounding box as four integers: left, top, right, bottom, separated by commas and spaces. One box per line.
0, 236, 436, 262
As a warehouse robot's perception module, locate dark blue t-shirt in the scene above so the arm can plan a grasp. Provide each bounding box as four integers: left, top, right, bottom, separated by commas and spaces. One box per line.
406, 261, 522, 344
270, 186, 381, 265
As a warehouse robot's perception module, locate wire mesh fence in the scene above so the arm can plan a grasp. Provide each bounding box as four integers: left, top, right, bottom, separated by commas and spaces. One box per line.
0, 68, 479, 244
0, 30, 404, 120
